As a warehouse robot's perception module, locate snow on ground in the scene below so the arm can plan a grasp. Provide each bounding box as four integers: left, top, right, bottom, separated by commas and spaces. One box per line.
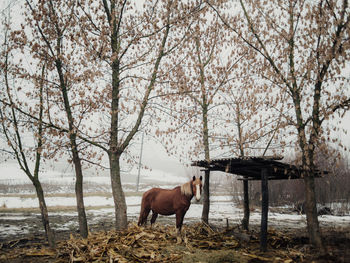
0, 224, 30, 237
2, 203, 350, 240
0, 194, 231, 210
1, 193, 350, 240
0, 195, 142, 209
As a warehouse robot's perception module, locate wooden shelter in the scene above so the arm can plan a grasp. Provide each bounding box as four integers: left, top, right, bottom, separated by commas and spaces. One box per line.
192, 156, 327, 251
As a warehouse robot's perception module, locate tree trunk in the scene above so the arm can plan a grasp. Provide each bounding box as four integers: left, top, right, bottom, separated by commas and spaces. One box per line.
201, 101, 210, 224
296, 128, 323, 250
56, 59, 89, 238
235, 102, 249, 230
201, 169, 210, 223
242, 179, 250, 230
300, 151, 324, 250
31, 63, 55, 247
72, 148, 88, 238
303, 175, 324, 251
109, 34, 128, 229
33, 178, 55, 248
292, 87, 324, 250
109, 153, 128, 230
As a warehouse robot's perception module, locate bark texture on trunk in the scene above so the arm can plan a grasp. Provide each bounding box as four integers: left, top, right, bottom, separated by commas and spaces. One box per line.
201, 102, 210, 224
72, 150, 88, 238
33, 178, 55, 248
292, 84, 323, 250
242, 179, 250, 230
304, 175, 324, 250
56, 59, 88, 238
201, 169, 210, 224
110, 153, 128, 229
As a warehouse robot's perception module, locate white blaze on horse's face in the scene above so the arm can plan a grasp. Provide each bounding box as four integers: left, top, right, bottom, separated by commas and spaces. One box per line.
192, 176, 203, 201
196, 184, 201, 201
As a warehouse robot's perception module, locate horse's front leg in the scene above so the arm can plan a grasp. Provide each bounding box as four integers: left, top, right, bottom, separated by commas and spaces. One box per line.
175, 210, 187, 243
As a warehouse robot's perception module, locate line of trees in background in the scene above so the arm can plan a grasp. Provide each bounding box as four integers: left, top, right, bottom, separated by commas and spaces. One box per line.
0, 0, 349, 251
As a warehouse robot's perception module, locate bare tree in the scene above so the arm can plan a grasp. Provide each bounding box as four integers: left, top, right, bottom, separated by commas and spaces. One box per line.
2, 0, 199, 233
208, 0, 350, 250
21, 0, 92, 237
156, 9, 237, 223
74, 0, 198, 230
157, 5, 284, 225
0, 23, 55, 247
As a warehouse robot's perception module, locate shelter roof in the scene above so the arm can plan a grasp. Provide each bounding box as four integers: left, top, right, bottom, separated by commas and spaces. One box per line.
191, 156, 327, 180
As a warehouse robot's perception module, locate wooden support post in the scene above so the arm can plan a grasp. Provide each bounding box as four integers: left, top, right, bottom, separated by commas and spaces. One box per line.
260, 168, 269, 252
242, 178, 250, 230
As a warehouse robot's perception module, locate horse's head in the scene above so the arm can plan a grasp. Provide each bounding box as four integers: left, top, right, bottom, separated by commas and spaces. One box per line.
192, 176, 203, 201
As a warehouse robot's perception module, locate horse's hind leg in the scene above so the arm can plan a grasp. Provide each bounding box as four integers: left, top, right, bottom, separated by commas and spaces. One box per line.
150, 212, 158, 227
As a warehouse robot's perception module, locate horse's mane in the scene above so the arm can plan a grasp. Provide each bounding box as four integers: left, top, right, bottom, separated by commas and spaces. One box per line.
180, 181, 192, 196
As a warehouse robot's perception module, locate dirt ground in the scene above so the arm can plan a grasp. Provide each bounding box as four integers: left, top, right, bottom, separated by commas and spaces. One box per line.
0, 215, 349, 263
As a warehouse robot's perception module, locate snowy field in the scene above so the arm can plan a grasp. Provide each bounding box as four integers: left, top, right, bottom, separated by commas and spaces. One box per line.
1, 161, 349, 241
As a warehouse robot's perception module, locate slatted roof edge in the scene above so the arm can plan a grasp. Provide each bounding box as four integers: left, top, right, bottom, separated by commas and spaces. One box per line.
191, 156, 328, 180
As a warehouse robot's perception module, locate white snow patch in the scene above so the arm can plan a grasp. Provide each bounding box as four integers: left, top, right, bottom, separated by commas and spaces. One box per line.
0, 225, 30, 237
0, 195, 142, 208
210, 195, 233, 202
0, 215, 30, 220
56, 221, 79, 231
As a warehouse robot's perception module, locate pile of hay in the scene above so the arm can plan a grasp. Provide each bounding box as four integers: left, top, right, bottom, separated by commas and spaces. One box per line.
56, 223, 240, 262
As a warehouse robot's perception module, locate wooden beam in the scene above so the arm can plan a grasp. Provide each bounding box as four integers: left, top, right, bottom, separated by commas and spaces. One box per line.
260, 168, 269, 252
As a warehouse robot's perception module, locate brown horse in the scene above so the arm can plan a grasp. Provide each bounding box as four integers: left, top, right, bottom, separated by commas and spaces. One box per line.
138, 176, 202, 239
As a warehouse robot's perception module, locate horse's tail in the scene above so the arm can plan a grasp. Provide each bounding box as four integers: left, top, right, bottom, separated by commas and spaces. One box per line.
138, 190, 151, 226
138, 194, 145, 226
